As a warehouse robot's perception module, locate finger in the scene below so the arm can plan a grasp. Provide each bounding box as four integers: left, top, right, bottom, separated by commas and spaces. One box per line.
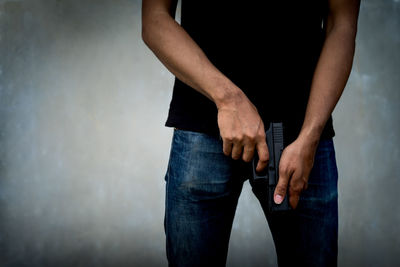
288, 170, 304, 209
231, 142, 244, 160
242, 142, 256, 162
274, 164, 293, 204
255, 140, 269, 173
288, 191, 300, 209
222, 139, 233, 157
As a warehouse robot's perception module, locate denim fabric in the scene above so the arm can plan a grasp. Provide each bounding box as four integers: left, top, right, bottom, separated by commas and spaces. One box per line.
163, 128, 338, 267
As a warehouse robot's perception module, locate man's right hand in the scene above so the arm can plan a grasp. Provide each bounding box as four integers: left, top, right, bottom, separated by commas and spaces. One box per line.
217, 91, 269, 173
142, 0, 269, 173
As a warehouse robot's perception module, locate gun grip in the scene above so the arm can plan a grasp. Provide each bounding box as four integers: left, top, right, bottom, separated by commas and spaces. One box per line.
269, 185, 291, 212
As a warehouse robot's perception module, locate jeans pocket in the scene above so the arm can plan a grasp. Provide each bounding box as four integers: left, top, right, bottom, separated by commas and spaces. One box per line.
167, 128, 237, 201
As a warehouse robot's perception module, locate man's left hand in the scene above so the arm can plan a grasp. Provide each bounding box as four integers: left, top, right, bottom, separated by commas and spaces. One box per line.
273, 135, 319, 209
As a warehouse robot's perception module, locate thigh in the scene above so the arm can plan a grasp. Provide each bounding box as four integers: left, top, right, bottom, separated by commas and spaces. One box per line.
253, 138, 339, 267
163, 128, 245, 267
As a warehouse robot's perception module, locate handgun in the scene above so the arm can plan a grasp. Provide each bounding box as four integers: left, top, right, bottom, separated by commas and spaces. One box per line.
251, 122, 292, 212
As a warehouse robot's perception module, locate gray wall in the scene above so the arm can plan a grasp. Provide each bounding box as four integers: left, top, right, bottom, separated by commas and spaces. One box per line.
0, 0, 398, 266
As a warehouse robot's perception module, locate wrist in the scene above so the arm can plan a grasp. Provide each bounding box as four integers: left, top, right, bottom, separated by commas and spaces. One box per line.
297, 123, 324, 150
213, 83, 245, 110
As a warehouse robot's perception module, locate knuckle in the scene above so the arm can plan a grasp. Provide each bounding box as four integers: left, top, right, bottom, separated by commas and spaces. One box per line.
257, 132, 266, 140
244, 145, 255, 152
244, 131, 256, 141
242, 131, 251, 139
224, 136, 233, 142
231, 136, 239, 142
242, 156, 251, 162
276, 186, 287, 195
290, 185, 303, 194
234, 134, 244, 142
259, 152, 269, 162
231, 151, 240, 160
279, 164, 288, 174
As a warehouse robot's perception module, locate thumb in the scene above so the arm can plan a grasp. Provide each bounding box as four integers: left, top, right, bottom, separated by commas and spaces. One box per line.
274, 167, 290, 204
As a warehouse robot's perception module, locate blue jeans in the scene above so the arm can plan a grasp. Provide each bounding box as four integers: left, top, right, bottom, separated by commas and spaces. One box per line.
164, 128, 338, 267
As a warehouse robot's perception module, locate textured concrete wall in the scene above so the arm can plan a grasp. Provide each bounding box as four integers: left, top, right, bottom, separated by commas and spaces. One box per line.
0, 0, 398, 266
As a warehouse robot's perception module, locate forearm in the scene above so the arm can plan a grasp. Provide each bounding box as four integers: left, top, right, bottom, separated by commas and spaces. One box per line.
142, 12, 243, 109
298, 26, 357, 146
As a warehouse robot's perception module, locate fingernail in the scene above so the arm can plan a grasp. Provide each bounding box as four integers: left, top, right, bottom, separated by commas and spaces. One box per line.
274, 194, 283, 204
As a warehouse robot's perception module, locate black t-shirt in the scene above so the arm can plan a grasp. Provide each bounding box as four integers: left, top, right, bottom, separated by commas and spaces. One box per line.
164, 0, 335, 144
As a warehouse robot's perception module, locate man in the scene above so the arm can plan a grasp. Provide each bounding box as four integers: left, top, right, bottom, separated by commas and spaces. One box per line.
142, 0, 360, 266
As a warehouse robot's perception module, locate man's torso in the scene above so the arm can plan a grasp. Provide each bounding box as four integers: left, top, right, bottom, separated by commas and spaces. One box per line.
165, 0, 335, 143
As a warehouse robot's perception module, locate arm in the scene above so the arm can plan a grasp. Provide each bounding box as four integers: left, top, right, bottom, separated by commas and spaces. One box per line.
298, 0, 361, 146
142, 0, 269, 171
142, 0, 238, 105
274, 0, 361, 209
